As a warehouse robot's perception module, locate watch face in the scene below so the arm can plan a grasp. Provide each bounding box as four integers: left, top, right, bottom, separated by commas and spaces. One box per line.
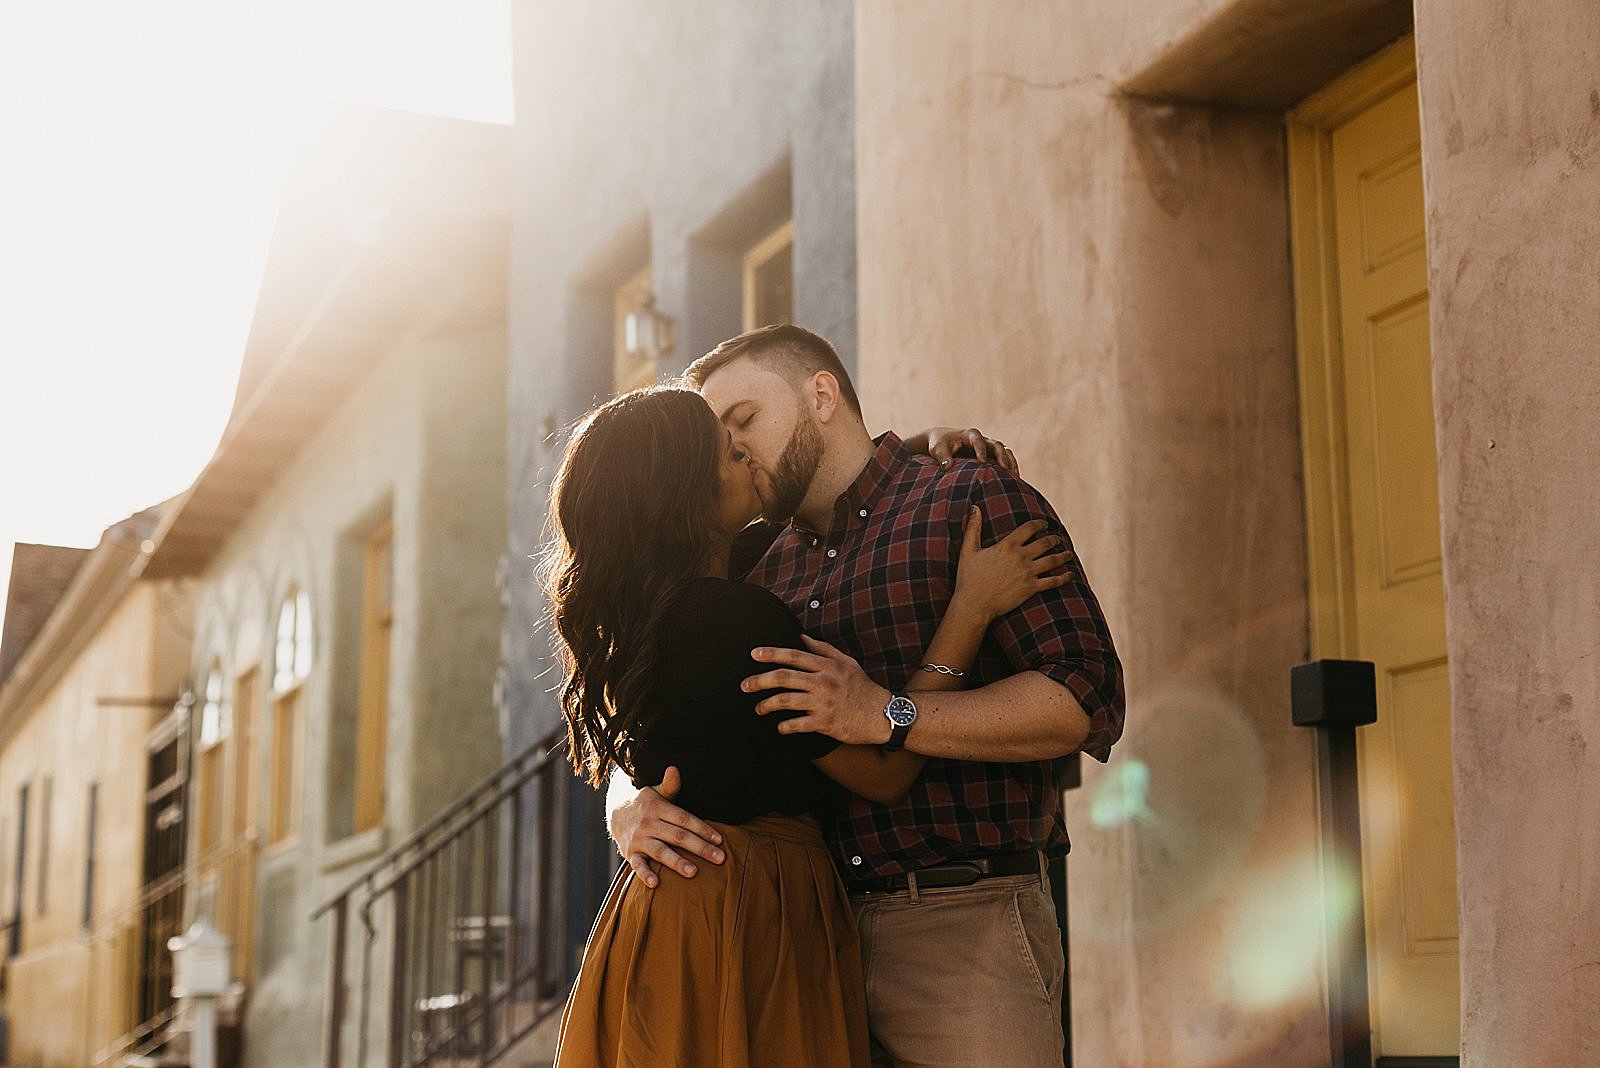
885, 696, 917, 727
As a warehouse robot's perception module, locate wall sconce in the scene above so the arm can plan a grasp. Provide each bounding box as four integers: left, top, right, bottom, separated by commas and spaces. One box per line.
624, 288, 674, 366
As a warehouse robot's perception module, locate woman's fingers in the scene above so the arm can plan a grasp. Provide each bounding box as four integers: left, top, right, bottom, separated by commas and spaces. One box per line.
963, 428, 991, 464
962, 506, 984, 554
1030, 549, 1075, 573
996, 518, 1050, 548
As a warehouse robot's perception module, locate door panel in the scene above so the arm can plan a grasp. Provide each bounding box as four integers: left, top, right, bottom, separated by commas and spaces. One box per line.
1316, 64, 1460, 1057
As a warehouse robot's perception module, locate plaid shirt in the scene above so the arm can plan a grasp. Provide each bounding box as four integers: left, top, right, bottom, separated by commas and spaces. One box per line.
745, 433, 1124, 879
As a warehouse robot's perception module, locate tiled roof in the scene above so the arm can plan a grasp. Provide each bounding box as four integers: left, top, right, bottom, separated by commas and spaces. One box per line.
0, 543, 90, 687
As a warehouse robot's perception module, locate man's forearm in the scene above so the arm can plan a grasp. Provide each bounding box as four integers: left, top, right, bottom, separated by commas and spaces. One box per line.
901, 671, 1092, 762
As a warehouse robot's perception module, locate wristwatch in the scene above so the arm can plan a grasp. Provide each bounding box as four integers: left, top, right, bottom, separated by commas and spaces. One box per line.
882, 694, 918, 752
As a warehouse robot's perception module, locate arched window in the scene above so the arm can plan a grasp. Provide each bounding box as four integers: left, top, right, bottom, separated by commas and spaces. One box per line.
197, 663, 227, 856
273, 586, 313, 694
269, 587, 312, 846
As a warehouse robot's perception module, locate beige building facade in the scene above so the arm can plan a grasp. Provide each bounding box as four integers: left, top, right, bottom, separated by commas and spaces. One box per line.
855, 2, 1598, 1065
0, 509, 194, 1068
134, 109, 512, 1068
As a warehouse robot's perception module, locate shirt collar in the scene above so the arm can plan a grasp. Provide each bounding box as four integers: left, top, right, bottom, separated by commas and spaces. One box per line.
795, 431, 909, 542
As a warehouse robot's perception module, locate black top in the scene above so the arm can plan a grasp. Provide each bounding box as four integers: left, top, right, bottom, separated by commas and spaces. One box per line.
630, 577, 843, 824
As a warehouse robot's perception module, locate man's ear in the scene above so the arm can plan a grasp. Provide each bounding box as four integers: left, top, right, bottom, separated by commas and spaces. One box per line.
809, 370, 842, 424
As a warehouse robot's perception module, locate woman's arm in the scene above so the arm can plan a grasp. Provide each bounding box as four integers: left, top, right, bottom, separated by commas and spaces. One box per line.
806, 509, 1071, 803
903, 426, 1019, 474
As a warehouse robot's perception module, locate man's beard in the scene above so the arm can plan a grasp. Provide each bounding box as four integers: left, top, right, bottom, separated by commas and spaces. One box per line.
761, 407, 824, 524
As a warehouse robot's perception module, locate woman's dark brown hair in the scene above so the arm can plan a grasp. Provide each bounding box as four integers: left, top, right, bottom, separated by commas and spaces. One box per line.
544, 387, 728, 786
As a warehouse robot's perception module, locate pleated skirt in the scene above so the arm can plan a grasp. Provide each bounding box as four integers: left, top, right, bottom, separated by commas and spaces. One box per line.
553, 813, 870, 1068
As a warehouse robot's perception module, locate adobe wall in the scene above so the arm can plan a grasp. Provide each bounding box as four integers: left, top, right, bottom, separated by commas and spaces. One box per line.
856, 3, 1320, 1064
1415, 3, 1600, 1062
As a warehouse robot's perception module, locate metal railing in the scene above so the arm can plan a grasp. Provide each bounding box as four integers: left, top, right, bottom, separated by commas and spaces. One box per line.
314, 728, 586, 1068
86, 834, 259, 1067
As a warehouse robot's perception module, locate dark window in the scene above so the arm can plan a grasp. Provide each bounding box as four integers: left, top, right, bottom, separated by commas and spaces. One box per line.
36, 776, 51, 914
9, 783, 27, 956
83, 782, 99, 929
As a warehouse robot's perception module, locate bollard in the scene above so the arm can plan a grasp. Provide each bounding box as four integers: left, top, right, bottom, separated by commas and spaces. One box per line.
1291, 659, 1377, 1068
169, 919, 232, 1068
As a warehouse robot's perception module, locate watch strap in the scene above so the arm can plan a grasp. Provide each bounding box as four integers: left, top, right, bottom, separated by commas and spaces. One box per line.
884, 722, 911, 752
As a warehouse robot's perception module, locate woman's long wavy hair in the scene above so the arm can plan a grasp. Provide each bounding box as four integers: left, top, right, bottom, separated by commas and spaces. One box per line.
543, 387, 728, 786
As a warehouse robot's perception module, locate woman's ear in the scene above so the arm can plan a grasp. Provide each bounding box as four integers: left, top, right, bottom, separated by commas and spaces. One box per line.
810, 370, 842, 424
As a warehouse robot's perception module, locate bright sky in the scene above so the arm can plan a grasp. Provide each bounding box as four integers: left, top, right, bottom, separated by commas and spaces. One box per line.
0, 1, 511, 642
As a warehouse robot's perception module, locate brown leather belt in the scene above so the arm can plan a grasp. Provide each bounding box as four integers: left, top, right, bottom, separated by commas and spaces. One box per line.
847, 849, 1042, 894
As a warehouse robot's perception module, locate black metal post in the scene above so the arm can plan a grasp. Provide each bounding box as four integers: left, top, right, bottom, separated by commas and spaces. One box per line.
1292, 659, 1377, 1068
1055, 750, 1082, 1068
506, 786, 523, 1003
325, 898, 348, 1068
389, 874, 411, 1068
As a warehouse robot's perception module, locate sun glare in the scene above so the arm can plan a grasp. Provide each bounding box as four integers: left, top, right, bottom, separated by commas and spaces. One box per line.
0, 1, 510, 633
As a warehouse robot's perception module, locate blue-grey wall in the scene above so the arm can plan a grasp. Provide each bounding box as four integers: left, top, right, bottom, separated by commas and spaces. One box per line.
503, 2, 857, 758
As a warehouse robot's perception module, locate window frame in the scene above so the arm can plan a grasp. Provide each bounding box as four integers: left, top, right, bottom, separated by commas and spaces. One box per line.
352, 518, 394, 835
196, 664, 228, 860
742, 219, 795, 331
268, 587, 312, 848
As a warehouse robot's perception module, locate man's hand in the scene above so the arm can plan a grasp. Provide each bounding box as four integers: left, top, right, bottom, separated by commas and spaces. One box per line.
744, 635, 893, 745
607, 767, 724, 888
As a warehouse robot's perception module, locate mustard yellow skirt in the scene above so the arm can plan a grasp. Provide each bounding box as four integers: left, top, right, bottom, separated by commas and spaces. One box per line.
554, 813, 869, 1068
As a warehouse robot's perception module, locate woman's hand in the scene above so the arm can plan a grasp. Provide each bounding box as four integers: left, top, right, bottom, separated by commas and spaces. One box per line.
744, 635, 894, 746
953, 507, 1074, 621
904, 427, 1020, 473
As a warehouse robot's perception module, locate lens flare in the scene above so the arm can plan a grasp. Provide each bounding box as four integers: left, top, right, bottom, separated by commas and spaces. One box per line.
1074, 682, 1269, 941
1223, 859, 1326, 1009
1089, 758, 1152, 829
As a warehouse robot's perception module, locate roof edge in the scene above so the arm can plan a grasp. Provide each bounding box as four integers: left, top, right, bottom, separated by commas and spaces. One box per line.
0, 506, 168, 744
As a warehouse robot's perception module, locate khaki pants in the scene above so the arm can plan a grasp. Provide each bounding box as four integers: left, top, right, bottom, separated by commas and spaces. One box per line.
850, 865, 1066, 1068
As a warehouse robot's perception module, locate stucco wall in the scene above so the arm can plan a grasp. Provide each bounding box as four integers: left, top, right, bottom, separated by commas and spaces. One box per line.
0, 581, 190, 1068
856, 4, 1320, 1065
190, 325, 506, 1068
1415, 4, 1600, 1063
505, 0, 857, 754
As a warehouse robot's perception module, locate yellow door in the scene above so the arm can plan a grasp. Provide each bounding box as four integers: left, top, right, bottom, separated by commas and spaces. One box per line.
1292, 40, 1459, 1058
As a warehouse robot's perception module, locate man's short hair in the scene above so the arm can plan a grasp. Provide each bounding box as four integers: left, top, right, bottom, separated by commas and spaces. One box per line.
684, 324, 863, 418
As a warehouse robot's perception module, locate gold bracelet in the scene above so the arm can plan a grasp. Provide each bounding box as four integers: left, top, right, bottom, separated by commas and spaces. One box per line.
918, 663, 966, 677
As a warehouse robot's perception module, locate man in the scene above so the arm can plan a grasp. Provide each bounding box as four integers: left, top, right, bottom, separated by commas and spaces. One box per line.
609, 324, 1123, 1066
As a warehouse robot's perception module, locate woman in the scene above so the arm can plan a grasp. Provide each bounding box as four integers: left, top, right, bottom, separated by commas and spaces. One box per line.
546, 387, 1068, 1067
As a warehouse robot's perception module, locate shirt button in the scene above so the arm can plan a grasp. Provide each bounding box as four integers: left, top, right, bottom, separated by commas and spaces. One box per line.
850, 855, 863, 866
827, 548, 838, 559
809, 599, 821, 609
858, 508, 868, 518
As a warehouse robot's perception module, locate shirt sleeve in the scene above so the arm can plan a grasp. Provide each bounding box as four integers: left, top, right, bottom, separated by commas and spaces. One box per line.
696, 583, 843, 765
958, 466, 1126, 762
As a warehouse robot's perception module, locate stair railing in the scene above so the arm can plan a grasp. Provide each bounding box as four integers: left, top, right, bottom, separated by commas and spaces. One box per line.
314, 727, 583, 1068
